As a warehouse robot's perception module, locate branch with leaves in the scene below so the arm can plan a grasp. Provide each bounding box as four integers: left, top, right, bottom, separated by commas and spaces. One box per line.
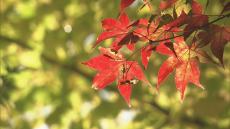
83, 0, 230, 106
0, 33, 226, 128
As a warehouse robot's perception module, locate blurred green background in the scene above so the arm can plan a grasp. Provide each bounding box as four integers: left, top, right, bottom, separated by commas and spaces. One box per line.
0, 0, 229, 129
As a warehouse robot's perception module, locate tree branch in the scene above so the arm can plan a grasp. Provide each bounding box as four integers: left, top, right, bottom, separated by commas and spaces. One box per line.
0, 35, 32, 49
147, 101, 229, 128
0, 35, 93, 79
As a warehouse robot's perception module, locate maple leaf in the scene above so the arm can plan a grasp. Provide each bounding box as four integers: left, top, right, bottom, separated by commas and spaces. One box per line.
157, 37, 204, 101
95, 13, 129, 46
198, 25, 230, 66
95, 13, 139, 51
209, 25, 230, 66
83, 47, 149, 106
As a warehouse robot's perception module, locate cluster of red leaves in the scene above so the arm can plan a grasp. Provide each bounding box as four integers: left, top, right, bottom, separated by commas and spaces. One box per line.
84, 0, 230, 106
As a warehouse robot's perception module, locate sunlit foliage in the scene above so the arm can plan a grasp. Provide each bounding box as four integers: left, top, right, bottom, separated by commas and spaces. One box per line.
0, 0, 230, 129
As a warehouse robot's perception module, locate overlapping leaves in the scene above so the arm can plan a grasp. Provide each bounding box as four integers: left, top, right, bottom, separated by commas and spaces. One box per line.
84, 0, 230, 106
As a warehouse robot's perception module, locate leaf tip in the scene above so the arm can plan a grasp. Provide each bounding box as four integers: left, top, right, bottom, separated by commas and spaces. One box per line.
179, 98, 184, 103
156, 83, 161, 92
93, 38, 102, 48
199, 85, 205, 90
92, 84, 98, 90
179, 92, 185, 103
81, 62, 87, 65
155, 88, 160, 95
221, 63, 225, 69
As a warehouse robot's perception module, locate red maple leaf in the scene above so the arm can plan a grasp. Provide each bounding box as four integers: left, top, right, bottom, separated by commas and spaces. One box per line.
95, 13, 130, 46
157, 37, 204, 101
95, 13, 139, 51
83, 47, 149, 106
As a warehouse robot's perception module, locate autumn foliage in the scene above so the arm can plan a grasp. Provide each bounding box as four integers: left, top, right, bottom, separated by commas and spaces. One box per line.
83, 0, 230, 106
